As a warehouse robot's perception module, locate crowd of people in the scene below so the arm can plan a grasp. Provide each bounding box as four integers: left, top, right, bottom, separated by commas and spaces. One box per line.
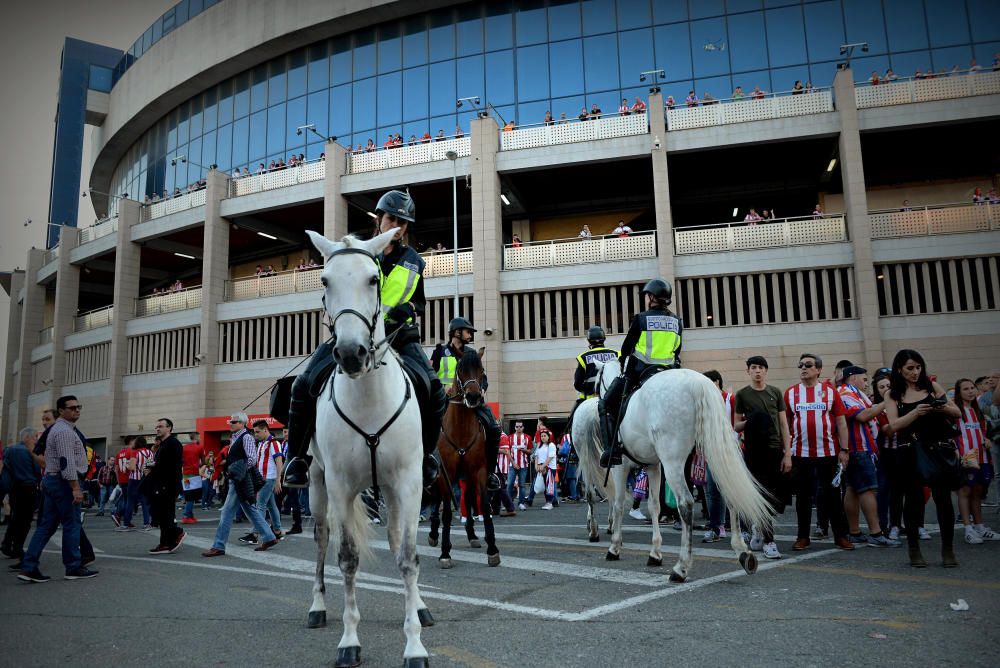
231, 153, 325, 180
665, 81, 817, 110
869, 56, 1000, 84
142, 180, 207, 205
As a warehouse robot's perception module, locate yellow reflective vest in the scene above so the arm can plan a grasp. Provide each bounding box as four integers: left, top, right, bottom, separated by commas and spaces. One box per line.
379, 246, 424, 326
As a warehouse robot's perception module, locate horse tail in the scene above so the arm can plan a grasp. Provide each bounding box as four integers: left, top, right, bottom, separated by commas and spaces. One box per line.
573, 400, 610, 498
333, 493, 373, 564
694, 379, 774, 532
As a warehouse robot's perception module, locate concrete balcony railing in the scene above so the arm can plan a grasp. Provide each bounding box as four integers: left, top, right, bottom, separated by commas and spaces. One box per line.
134, 286, 203, 317
39, 327, 53, 344
43, 244, 60, 265
500, 112, 648, 151
422, 248, 474, 278
79, 216, 118, 244
348, 137, 471, 174
870, 202, 1000, 239
503, 231, 656, 270
140, 187, 207, 222
855, 69, 1000, 109
74, 305, 113, 332
666, 88, 833, 131
228, 159, 326, 197
673, 215, 847, 255
224, 267, 323, 301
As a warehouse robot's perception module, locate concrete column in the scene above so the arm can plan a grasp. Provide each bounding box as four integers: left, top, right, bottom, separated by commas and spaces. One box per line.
648, 91, 676, 285
51, 226, 81, 398
196, 169, 231, 417
470, 114, 505, 415
106, 199, 142, 448
2, 270, 26, 442
13, 249, 47, 435
833, 68, 884, 369
323, 140, 349, 239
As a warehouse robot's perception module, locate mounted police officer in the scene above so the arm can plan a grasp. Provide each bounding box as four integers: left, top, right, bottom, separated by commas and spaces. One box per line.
430, 316, 503, 491
573, 326, 621, 404
280, 189, 446, 489
599, 278, 683, 467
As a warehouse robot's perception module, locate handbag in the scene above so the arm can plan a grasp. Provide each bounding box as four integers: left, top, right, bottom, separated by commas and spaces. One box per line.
533, 472, 546, 495
915, 440, 962, 490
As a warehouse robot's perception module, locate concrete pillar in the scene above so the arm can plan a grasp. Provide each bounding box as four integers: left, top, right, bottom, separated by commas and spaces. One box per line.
51, 226, 81, 399
106, 199, 142, 447
648, 91, 676, 285
323, 140, 349, 239
2, 270, 26, 442
833, 68, 884, 369
196, 169, 231, 417
470, 114, 505, 415
13, 249, 47, 435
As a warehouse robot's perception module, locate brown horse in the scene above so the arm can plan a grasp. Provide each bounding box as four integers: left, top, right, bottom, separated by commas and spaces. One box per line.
427, 347, 501, 568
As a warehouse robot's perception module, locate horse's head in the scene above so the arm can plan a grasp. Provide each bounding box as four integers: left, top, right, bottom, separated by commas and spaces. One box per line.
306, 228, 398, 378
594, 357, 621, 398
455, 346, 486, 408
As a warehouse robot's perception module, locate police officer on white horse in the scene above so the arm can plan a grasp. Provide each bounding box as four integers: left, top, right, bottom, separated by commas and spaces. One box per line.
574, 326, 621, 405
430, 316, 503, 491
599, 278, 683, 467
281, 189, 446, 489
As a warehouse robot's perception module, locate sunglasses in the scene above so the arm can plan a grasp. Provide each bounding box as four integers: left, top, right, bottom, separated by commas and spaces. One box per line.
515, 425, 524, 429
876, 368, 891, 375
228, 420, 242, 425
797, 363, 816, 369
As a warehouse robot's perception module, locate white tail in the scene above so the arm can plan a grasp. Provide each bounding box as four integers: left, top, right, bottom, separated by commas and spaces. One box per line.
332, 494, 373, 564
572, 400, 612, 498
695, 382, 774, 532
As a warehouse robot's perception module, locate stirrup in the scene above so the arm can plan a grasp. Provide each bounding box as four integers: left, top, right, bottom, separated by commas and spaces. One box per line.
487, 472, 502, 492
600, 447, 622, 468
282, 457, 310, 488
422, 455, 440, 492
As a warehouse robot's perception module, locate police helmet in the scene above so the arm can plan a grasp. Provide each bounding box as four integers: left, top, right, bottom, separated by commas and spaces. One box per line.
642, 278, 673, 304
448, 316, 476, 335
587, 326, 606, 344
375, 189, 415, 224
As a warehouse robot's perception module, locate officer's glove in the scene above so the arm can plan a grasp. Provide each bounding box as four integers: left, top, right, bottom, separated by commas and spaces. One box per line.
386, 303, 415, 323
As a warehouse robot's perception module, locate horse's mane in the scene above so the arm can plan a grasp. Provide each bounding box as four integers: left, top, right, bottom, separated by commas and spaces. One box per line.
456, 348, 483, 378
339, 234, 362, 247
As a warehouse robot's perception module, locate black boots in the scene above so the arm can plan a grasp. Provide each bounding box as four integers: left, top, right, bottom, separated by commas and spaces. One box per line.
282, 457, 310, 488
598, 399, 622, 468
474, 404, 503, 491
423, 454, 440, 491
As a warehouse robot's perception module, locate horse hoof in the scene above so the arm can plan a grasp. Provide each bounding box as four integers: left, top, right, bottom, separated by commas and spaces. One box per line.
403, 657, 430, 668
606, 528, 612, 535
335, 646, 361, 667
605, 551, 620, 561
646, 556, 662, 567
427, 536, 438, 548
439, 558, 453, 569
588, 535, 600, 543
669, 571, 686, 583
307, 610, 327, 629
469, 539, 482, 549
740, 551, 758, 575
417, 608, 434, 627
488, 553, 501, 567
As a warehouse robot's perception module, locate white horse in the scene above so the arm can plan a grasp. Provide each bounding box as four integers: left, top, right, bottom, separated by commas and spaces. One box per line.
305, 228, 432, 668
578, 359, 773, 582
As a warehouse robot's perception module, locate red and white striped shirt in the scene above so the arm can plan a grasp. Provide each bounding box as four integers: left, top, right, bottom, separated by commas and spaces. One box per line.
509, 432, 531, 469
497, 434, 511, 475
955, 405, 988, 465
785, 383, 847, 458
720, 390, 737, 429
839, 384, 879, 455
129, 447, 152, 480
256, 437, 283, 479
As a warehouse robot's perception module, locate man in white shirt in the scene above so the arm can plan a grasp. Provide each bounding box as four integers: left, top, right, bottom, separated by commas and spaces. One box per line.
613, 220, 633, 238
240, 420, 285, 544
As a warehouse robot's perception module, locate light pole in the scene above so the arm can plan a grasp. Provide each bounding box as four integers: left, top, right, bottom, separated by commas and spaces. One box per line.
446, 150, 460, 317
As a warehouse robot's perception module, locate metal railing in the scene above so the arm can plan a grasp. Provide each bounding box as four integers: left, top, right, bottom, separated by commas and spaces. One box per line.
39, 327, 53, 344
673, 215, 847, 255
855, 69, 1000, 109
347, 137, 471, 174
666, 87, 833, 131
140, 187, 207, 222
79, 216, 119, 244
74, 305, 114, 332
224, 267, 323, 301
869, 201, 1000, 239
43, 245, 60, 265
422, 248, 474, 278
499, 111, 648, 151
229, 159, 327, 197
134, 286, 203, 317
503, 231, 656, 270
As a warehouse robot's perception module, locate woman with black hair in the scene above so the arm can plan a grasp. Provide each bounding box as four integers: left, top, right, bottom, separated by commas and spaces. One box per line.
872, 372, 903, 540
883, 349, 962, 567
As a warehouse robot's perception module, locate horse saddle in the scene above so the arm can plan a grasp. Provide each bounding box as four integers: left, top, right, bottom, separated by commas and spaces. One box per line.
619, 366, 672, 417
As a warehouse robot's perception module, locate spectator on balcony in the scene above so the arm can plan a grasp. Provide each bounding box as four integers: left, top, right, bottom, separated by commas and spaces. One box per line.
792, 80, 805, 94
320, 153, 325, 161
151, 193, 160, 203
950, 64, 962, 76
421, 130, 432, 143
685, 90, 698, 107
173, 187, 182, 198
254, 265, 264, 277
406, 135, 416, 146
884, 69, 897, 83
264, 265, 276, 276
578, 107, 589, 121
901, 200, 912, 212
298, 153, 305, 163
365, 138, 376, 152
578, 224, 593, 241
702, 91, 718, 105
231, 168, 241, 179
973, 187, 985, 205
143, 196, 151, 205
869, 71, 881, 86
433, 243, 447, 253
558, 112, 568, 124
455, 125, 465, 138
503, 120, 516, 132
435, 130, 446, 141
744, 209, 762, 225
632, 96, 646, 114
241, 168, 250, 178
162, 190, 169, 200
993, 53, 1000, 71
665, 95, 676, 109
969, 58, 982, 73
619, 98, 631, 115
511, 234, 523, 248
613, 220, 633, 238
295, 259, 307, 271
732, 86, 745, 100
590, 103, 602, 119
544, 111, 555, 125
761, 209, 775, 221
394, 134, 403, 147
812, 204, 824, 219
988, 188, 999, 204
752, 85, 766, 100
383, 135, 394, 150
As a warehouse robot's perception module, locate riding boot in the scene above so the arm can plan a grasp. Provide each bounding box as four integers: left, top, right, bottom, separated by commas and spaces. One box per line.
599, 377, 625, 468
420, 377, 447, 491
474, 404, 503, 491
280, 342, 333, 488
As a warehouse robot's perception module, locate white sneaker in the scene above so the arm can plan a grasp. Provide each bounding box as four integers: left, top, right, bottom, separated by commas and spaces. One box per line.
965, 527, 984, 544
629, 508, 648, 521
888, 526, 900, 541
142, 525, 153, 532
918, 527, 932, 540
541, 503, 553, 510
975, 525, 999, 540
460, 516, 467, 524
763, 542, 781, 559
702, 529, 721, 543
474, 515, 484, 522
750, 527, 763, 551
518, 503, 526, 511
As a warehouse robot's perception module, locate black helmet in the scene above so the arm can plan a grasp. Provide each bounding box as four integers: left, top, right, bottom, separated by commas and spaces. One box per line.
642, 278, 673, 304
448, 316, 476, 335
375, 189, 415, 223
587, 326, 606, 344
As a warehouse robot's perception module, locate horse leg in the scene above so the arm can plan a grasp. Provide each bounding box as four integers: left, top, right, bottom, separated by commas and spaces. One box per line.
427, 482, 440, 548
606, 466, 629, 561
663, 462, 695, 583
481, 483, 500, 566
586, 486, 600, 542
439, 485, 453, 569
335, 492, 363, 668
465, 479, 481, 548
385, 493, 401, 554
308, 463, 329, 629
645, 465, 664, 567
389, 479, 431, 665
730, 503, 757, 575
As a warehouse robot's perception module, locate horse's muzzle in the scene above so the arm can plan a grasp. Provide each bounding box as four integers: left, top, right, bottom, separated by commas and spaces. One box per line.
333, 341, 369, 376
463, 392, 484, 408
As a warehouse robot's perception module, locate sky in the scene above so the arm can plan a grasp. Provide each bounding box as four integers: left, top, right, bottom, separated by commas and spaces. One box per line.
0, 0, 176, 402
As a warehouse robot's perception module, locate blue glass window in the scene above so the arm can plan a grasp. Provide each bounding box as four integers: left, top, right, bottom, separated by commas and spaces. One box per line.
973, 42, 1000, 66
216, 123, 232, 171
582, 0, 616, 36
189, 97, 203, 139
403, 120, 428, 143
429, 114, 456, 137
486, 50, 515, 104
429, 9, 456, 62
769, 65, 809, 93
201, 130, 216, 169
286, 96, 307, 149
485, 2, 512, 52
377, 72, 402, 127
517, 44, 549, 100
306, 141, 324, 161
652, 0, 687, 25
690, 0, 724, 20
516, 0, 547, 46
968, 0, 1000, 42
843, 0, 887, 55
166, 111, 178, 154
332, 36, 353, 85
849, 54, 891, 83
354, 29, 377, 80
308, 43, 329, 94
548, 0, 580, 41
249, 110, 267, 164
731, 68, 769, 93
379, 23, 402, 74
888, 50, 932, 79
457, 5, 484, 56
187, 138, 201, 180
883, 0, 928, 53
691, 18, 730, 76
765, 6, 807, 67
694, 74, 731, 99
925, 1, 969, 48
288, 49, 307, 98
806, 62, 837, 87
727, 12, 768, 72
233, 74, 249, 119
250, 65, 268, 113
727, 0, 761, 12
352, 78, 376, 133
402, 66, 429, 121
306, 90, 328, 135
804, 1, 845, 64
586, 90, 620, 117
203, 87, 218, 131
403, 17, 427, 67
330, 83, 352, 138
655, 22, 692, 81
517, 99, 550, 126
429, 61, 456, 115
268, 59, 286, 107
549, 40, 584, 98
617, 0, 651, 31
618, 29, 654, 90
583, 34, 620, 91
931, 46, 973, 72
232, 116, 249, 168
457, 55, 485, 108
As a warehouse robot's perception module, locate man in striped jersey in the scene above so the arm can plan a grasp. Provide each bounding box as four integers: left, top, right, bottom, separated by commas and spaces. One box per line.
839, 366, 898, 547
508, 422, 532, 511
496, 432, 516, 516
785, 353, 854, 553
121, 436, 152, 532
239, 420, 285, 544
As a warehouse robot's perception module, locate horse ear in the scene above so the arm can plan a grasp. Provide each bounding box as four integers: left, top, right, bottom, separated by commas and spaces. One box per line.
306, 230, 338, 260
478, 346, 486, 361
365, 228, 398, 256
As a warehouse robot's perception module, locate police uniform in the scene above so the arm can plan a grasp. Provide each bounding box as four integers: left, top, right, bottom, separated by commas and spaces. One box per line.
574, 345, 621, 401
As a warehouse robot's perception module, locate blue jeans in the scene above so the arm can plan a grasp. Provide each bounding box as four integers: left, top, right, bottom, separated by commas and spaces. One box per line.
201, 481, 215, 508
21, 476, 82, 574
507, 467, 527, 505
301, 487, 311, 515
212, 480, 276, 550
256, 479, 282, 532
563, 462, 579, 500
98, 485, 111, 512
124, 479, 150, 527
705, 466, 726, 532
183, 499, 195, 519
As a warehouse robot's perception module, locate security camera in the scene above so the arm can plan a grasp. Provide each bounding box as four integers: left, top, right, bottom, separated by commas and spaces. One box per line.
861, 44, 869, 53
653, 136, 661, 150
483, 328, 494, 336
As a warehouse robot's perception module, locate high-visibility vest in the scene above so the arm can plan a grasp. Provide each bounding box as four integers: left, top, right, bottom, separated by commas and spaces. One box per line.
576, 347, 621, 399
437, 351, 457, 385
379, 246, 423, 325
633, 312, 681, 366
